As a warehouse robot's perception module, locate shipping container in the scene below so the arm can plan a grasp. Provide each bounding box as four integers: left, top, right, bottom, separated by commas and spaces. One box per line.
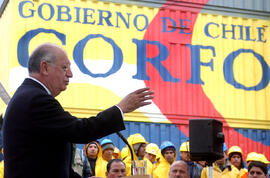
0, 0, 270, 164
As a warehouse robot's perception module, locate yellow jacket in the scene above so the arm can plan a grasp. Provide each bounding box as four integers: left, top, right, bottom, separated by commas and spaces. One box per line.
83, 142, 104, 177
0, 160, 3, 178
221, 165, 248, 178
200, 163, 225, 178
124, 134, 147, 176
124, 146, 141, 176
95, 158, 108, 178
153, 150, 176, 178
145, 157, 154, 176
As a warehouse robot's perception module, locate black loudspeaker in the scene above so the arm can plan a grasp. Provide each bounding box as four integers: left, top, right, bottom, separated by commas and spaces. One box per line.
189, 119, 224, 162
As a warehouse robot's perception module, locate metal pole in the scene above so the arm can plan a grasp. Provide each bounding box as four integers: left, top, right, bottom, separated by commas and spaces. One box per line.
0, 82, 10, 104
116, 132, 134, 175
208, 162, 213, 178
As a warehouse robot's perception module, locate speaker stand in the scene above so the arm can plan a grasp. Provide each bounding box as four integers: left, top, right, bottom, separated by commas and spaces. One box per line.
208, 165, 213, 178
208, 161, 214, 178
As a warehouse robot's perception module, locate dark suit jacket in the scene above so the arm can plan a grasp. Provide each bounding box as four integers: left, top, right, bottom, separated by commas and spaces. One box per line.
3, 78, 125, 178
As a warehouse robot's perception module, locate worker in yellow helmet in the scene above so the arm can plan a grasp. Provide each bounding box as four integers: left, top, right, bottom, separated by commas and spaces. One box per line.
113, 147, 121, 159
179, 141, 202, 178
248, 161, 268, 178
124, 133, 148, 176
144, 143, 159, 176
179, 141, 190, 162
222, 146, 247, 178
241, 152, 269, 178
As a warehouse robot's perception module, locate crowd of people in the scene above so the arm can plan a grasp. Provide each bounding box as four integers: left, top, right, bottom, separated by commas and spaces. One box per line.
1, 43, 269, 178
71, 133, 270, 178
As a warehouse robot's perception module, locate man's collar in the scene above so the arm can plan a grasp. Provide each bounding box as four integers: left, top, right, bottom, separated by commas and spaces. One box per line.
28, 76, 52, 95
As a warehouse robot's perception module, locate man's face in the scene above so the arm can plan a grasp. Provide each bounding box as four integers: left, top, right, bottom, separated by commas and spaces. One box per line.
103, 149, 114, 161
248, 166, 267, 178
87, 144, 99, 158
106, 161, 126, 178
169, 162, 189, 178
216, 152, 226, 166
230, 154, 241, 169
138, 143, 146, 157
146, 153, 156, 163
164, 150, 175, 164
180, 151, 190, 162
46, 49, 72, 97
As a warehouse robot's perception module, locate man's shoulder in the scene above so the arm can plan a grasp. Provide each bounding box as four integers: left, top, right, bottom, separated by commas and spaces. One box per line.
21, 78, 46, 91
14, 79, 48, 97
9, 79, 53, 110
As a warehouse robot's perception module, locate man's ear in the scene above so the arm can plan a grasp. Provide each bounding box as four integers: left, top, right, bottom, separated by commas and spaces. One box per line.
40, 61, 50, 75
105, 171, 109, 177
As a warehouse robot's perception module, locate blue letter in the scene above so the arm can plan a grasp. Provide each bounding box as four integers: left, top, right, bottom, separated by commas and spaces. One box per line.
19, 1, 35, 18
38, 3, 54, 21
83, 8, 95, 24
116, 12, 130, 29
204, 22, 219, 39
132, 39, 180, 82
57, 5, 71, 22
257, 27, 267, 43
245, 26, 256, 41
179, 19, 191, 34
73, 34, 123, 77
134, 15, 148, 31
238, 25, 244, 40
161, 17, 176, 33
74, 7, 81, 23
17, 28, 66, 67
98, 10, 113, 26
223, 49, 270, 90
222, 24, 236, 40
186, 45, 215, 84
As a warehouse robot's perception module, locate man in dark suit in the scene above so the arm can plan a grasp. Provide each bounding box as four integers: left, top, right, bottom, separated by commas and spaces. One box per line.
3, 43, 154, 178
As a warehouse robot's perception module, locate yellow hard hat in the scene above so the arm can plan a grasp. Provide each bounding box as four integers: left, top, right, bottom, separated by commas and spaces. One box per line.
128, 133, 148, 145
127, 134, 135, 144
179, 141, 189, 152
246, 152, 259, 162
113, 147, 121, 159
257, 153, 270, 164
227, 146, 243, 156
145, 143, 159, 156
121, 147, 128, 160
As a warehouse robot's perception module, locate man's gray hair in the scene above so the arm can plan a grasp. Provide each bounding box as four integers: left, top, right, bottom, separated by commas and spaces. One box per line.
169, 160, 190, 177
28, 43, 59, 74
